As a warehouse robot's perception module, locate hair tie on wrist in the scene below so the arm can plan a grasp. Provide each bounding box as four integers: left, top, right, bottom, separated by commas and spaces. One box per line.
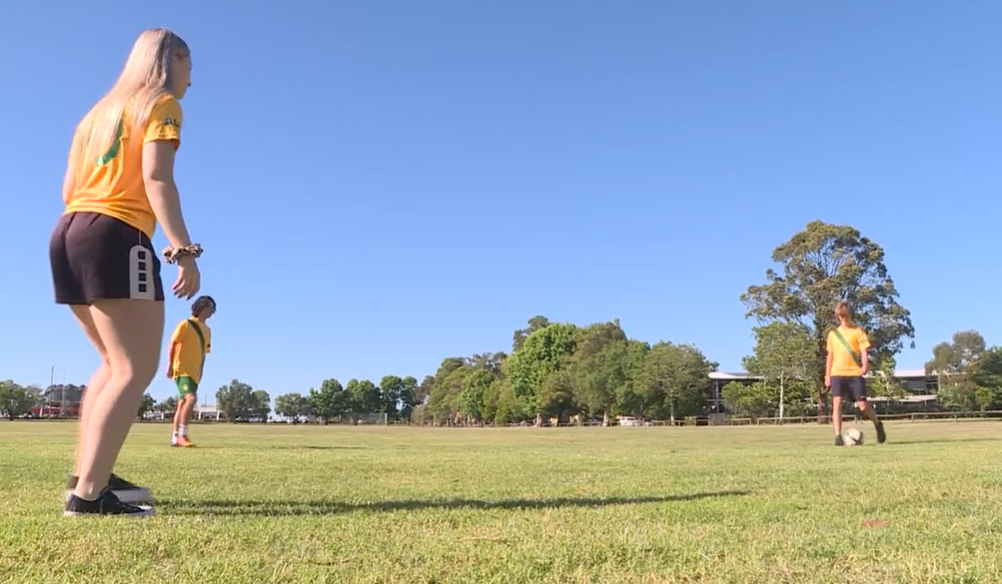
162, 244, 203, 264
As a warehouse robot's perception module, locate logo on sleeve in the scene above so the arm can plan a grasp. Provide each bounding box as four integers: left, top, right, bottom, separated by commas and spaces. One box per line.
154, 117, 181, 141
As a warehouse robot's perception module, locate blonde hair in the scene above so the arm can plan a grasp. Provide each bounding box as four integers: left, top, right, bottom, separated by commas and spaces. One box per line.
67, 28, 188, 186
835, 301, 854, 326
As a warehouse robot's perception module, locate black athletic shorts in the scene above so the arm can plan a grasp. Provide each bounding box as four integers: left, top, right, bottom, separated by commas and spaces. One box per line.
830, 376, 867, 402
49, 211, 165, 305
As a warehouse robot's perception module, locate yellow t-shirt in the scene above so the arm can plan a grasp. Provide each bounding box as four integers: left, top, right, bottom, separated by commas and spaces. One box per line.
64, 94, 183, 238
826, 325, 869, 377
168, 318, 212, 384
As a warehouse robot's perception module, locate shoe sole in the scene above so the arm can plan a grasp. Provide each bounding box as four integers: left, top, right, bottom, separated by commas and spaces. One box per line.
65, 488, 155, 505
64, 505, 155, 518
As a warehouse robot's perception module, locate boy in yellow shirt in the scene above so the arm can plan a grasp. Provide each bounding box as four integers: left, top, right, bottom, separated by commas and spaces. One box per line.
825, 301, 886, 446
166, 295, 215, 447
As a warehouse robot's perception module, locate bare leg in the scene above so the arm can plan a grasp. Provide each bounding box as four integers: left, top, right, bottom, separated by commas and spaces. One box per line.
858, 400, 878, 423
69, 306, 112, 477
172, 400, 183, 437
180, 393, 196, 433
72, 299, 164, 500
832, 396, 843, 436
860, 400, 887, 443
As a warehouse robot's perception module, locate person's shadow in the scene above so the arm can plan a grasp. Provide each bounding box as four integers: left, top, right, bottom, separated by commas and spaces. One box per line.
159, 489, 750, 517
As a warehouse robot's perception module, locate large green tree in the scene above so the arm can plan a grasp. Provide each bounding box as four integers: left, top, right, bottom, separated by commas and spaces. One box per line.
926, 331, 1002, 411
741, 221, 915, 421
639, 342, 717, 423
275, 392, 310, 420
0, 381, 41, 420
504, 322, 578, 425
742, 321, 814, 420
512, 316, 551, 353
721, 380, 774, 422
216, 379, 258, 422
308, 378, 349, 424
398, 376, 420, 422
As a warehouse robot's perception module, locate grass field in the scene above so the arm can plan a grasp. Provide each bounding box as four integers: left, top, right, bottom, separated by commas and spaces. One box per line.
2, 421, 1002, 584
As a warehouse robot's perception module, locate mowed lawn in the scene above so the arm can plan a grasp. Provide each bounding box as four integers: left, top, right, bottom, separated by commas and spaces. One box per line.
2, 421, 1002, 584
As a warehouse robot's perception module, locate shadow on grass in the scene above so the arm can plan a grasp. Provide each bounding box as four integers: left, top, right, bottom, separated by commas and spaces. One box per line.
264, 445, 368, 451
213, 445, 368, 451
160, 489, 751, 517
890, 437, 1002, 446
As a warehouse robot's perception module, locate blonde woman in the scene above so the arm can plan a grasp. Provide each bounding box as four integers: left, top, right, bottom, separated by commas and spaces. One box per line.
50, 28, 203, 517
825, 301, 887, 446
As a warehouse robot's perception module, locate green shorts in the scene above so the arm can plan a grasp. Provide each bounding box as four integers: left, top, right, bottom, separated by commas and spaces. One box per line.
175, 376, 198, 398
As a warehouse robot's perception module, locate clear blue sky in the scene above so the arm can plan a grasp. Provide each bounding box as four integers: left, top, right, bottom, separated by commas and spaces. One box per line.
2, 1, 999, 402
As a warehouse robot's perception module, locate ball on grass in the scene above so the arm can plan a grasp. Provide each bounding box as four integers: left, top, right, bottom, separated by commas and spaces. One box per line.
843, 427, 864, 447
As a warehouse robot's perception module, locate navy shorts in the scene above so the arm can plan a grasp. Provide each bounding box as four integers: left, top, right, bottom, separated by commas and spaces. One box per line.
831, 376, 867, 402
49, 212, 165, 305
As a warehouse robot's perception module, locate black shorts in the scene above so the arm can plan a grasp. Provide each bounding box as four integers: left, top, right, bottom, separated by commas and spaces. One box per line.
49, 211, 165, 305
831, 376, 867, 402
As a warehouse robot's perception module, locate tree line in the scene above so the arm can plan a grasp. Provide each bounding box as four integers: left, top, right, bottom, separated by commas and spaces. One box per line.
4, 222, 998, 425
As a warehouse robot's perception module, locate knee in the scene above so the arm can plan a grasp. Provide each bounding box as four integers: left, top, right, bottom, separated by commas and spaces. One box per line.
857, 401, 869, 411
111, 356, 160, 387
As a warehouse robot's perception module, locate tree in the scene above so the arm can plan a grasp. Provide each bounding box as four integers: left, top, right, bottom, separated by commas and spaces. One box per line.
568, 321, 629, 425
138, 393, 155, 419
926, 331, 1002, 411
216, 379, 257, 422
275, 392, 310, 420
573, 341, 628, 426
513, 315, 550, 353
378, 375, 404, 418
345, 379, 380, 416
308, 378, 348, 424
741, 221, 915, 422
415, 375, 435, 406
459, 368, 495, 423
398, 376, 419, 422
741, 322, 814, 421
721, 381, 774, 422
0, 380, 40, 420
425, 358, 470, 425
250, 390, 271, 420
639, 342, 717, 423
505, 322, 578, 425
157, 397, 178, 416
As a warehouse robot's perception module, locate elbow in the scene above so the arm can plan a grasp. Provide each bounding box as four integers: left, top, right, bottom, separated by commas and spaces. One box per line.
144, 177, 178, 204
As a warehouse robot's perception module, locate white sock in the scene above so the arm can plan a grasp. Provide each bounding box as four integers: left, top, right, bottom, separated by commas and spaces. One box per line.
171, 431, 178, 445
179, 425, 187, 437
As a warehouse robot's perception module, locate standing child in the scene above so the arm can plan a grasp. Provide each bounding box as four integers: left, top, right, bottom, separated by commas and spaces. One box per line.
167, 295, 215, 447
825, 300, 886, 446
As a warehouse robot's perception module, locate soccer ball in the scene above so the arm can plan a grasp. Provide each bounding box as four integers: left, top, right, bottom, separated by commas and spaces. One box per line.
843, 428, 864, 447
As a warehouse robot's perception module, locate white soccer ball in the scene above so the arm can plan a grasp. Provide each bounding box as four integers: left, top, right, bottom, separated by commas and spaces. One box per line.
843, 427, 864, 447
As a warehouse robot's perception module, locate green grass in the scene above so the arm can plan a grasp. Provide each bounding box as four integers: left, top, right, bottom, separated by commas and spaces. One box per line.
2, 421, 1002, 583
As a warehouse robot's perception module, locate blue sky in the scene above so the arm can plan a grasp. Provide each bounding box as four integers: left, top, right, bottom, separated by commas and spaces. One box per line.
2, 1, 1000, 402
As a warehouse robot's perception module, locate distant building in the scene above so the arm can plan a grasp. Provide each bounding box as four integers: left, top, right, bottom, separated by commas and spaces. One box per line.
32, 384, 85, 418
708, 368, 940, 412
195, 404, 224, 421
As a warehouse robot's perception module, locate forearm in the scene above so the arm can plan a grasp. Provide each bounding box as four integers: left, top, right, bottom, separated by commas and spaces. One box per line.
146, 179, 192, 250
166, 344, 177, 375
825, 356, 833, 377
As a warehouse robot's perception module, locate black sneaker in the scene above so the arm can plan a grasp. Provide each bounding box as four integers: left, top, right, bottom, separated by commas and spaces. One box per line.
64, 487, 154, 517
835, 435, 845, 446
66, 473, 154, 504
875, 421, 887, 444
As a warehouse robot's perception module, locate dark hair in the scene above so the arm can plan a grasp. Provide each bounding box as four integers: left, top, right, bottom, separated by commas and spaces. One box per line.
191, 295, 216, 316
